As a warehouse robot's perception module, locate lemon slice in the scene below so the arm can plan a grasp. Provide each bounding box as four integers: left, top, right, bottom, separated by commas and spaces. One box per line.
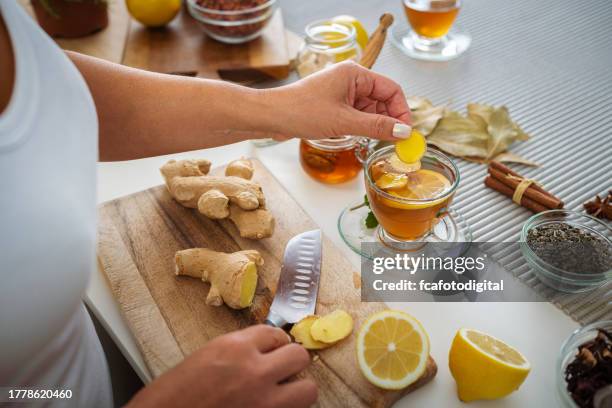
357, 310, 430, 390
375, 173, 408, 190
381, 169, 451, 210
449, 328, 531, 402
395, 130, 426, 164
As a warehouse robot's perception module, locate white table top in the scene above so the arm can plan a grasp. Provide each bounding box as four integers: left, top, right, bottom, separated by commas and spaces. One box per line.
89, 139, 578, 407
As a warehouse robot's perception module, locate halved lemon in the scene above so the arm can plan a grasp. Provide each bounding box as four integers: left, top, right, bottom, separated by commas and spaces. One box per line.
449, 328, 531, 402
357, 310, 430, 390
395, 130, 426, 164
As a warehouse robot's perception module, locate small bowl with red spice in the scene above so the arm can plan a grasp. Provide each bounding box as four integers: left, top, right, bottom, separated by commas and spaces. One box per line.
186, 0, 277, 44
557, 321, 612, 408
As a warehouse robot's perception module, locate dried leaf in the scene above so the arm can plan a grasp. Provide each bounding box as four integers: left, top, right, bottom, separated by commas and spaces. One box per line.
407, 96, 444, 136
406, 98, 535, 165
427, 111, 490, 158
468, 103, 531, 159
467, 103, 493, 125
406, 96, 433, 111
412, 105, 446, 136
493, 152, 539, 167
486, 106, 520, 159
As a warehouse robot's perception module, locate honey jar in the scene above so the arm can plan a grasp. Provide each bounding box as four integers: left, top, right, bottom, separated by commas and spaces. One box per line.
299, 136, 365, 184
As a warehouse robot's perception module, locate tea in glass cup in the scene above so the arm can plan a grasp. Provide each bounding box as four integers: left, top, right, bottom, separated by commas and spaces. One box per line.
404, 0, 459, 39
365, 146, 459, 241
392, 0, 471, 61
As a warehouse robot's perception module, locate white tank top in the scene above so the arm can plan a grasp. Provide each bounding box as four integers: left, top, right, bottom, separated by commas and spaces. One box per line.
0, 2, 112, 406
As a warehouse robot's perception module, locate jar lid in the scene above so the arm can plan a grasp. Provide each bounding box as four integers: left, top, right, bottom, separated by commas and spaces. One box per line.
305, 136, 358, 151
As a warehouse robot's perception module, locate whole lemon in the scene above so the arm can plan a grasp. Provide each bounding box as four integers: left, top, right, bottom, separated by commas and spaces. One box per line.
126, 0, 181, 28
332, 15, 369, 50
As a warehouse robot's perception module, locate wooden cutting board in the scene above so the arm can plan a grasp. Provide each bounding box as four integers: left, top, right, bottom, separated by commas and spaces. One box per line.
97, 159, 437, 407
122, 7, 291, 79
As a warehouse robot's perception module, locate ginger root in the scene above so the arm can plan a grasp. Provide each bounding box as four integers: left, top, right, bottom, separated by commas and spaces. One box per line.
160, 158, 274, 239
291, 310, 354, 349
160, 159, 211, 184
225, 157, 254, 180
175, 248, 263, 309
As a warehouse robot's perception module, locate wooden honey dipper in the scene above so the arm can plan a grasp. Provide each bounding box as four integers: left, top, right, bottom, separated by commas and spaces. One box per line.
359, 13, 395, 69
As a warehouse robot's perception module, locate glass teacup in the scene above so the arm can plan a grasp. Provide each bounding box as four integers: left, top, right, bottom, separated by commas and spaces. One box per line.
365, 145, 460, 243
392, 0, 471, 61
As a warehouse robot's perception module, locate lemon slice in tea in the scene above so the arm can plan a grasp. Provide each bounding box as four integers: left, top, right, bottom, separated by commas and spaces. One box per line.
390, 169, 450, 200
395, 130, 426, 164
375, 173, 408, 190
383, 169, 451, 210
357, 310, 430, 390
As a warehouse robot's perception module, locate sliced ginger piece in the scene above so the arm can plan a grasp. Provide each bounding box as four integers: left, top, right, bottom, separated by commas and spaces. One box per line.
310, 310, 354, 344
174, 248, 263, 309
387, 154, 421, 173
395, 130, 426, 164
290, 316, 332, 350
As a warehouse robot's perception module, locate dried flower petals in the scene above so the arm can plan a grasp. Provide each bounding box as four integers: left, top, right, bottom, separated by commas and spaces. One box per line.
565, 328, 612, 408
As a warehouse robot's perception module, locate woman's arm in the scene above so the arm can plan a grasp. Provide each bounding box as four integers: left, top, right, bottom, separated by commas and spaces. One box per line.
68, 52, 411, 162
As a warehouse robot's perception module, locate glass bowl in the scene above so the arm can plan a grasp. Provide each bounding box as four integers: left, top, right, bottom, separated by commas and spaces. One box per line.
520, 210, 612, 293
556, 320, 612, 407
186, 0, 276, 44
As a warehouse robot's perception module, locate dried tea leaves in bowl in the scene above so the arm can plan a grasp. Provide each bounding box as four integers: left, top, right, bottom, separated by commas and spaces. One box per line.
526, 222, 612, 275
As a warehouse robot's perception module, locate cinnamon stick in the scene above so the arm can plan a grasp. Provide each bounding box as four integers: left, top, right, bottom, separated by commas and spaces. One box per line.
488, 167, 563, 209
489, 161, 556, 198
484, 176, 550, 213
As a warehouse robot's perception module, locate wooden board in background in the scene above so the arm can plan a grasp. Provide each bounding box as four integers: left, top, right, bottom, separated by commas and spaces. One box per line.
19, 0, 130, 63
122, 7, 291, 79
97, 159, 436, 407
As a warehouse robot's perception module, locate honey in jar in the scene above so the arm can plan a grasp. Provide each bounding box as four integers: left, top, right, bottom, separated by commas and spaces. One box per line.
299, 136, 363, 184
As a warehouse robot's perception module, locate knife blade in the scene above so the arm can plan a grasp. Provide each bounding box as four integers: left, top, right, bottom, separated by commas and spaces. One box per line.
265, 229, 322, 328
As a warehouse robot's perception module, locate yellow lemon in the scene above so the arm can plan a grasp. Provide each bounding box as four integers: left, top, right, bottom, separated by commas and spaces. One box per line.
395, 129, 427, 164
381, 169, 451, 210
126, 0, 181, 27
357, 310, 430, 390
449, 328, 531, 402
332, 15, 369, 50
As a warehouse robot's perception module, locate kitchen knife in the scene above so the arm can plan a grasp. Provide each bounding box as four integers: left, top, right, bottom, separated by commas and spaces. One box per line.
265, 229, 322, 328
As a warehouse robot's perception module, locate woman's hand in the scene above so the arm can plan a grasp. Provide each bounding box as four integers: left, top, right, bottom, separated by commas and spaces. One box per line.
126, 325, 317, 408
264, 61, 412, 141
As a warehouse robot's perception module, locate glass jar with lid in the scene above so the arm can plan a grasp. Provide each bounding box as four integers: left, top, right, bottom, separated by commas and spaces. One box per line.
296, 20, 364, 183
300, 136, 373, 184
296, 19, 362, 78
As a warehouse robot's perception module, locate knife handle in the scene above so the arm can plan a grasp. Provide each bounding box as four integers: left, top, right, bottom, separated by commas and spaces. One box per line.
264, 311, 287, 328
